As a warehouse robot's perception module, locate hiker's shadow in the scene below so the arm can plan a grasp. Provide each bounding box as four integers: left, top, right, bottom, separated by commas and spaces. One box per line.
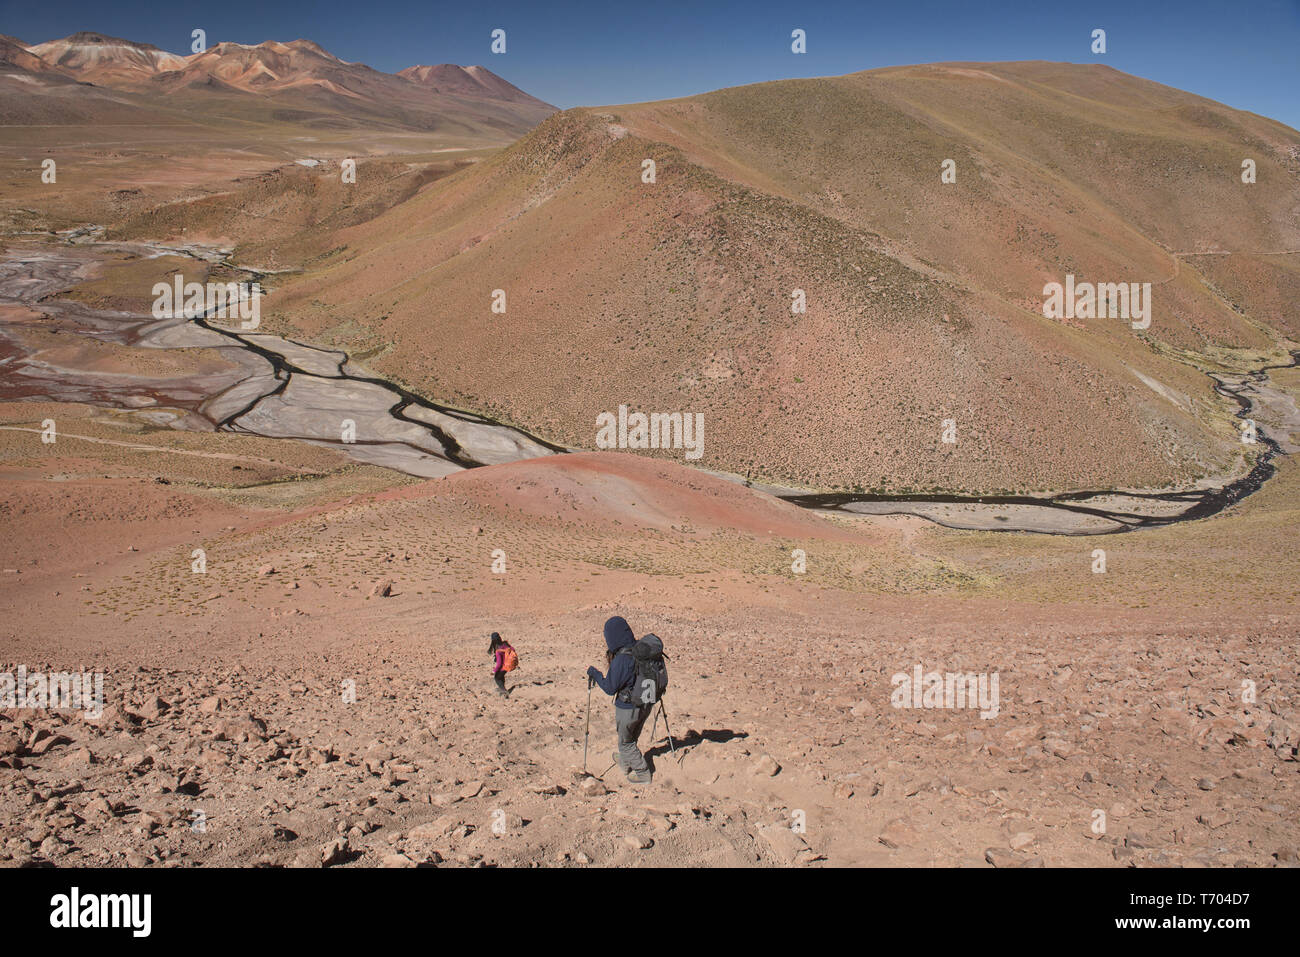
646, 728, 746, 763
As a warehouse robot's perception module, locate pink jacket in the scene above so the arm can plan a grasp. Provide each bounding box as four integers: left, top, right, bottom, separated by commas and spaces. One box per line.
492, 645, 512, 675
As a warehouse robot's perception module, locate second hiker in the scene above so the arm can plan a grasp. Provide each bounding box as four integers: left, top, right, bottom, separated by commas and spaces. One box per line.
489, 632, 518, 697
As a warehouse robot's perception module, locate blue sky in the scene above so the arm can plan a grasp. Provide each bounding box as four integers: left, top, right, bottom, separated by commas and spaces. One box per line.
4, 0, 1298, 128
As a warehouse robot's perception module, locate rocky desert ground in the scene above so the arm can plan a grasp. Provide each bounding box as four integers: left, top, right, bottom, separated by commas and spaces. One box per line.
1, 423, 1297, 868
0, 28, 1297, 875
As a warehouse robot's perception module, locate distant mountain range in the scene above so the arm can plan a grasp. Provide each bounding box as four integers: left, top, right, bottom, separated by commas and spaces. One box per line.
0, 32, 555, 138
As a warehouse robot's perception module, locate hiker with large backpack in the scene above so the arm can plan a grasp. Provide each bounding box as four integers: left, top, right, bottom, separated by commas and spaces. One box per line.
585, 616, 668, 785
489, 632, 518, 697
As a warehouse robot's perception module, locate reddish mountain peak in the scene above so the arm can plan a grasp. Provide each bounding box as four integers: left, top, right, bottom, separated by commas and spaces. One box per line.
58, 31, 166, 51
398, 64, 469, 82
397, 62, 550, 106
28, 32, 187, 79
282, 38, 339, 59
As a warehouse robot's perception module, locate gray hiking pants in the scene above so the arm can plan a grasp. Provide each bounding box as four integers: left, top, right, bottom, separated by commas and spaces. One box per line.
615, 703, 652, 772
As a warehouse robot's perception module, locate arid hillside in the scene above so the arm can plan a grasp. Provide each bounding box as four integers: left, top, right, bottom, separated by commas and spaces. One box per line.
257, 62, 1298, 495
1, 402, 1296, 868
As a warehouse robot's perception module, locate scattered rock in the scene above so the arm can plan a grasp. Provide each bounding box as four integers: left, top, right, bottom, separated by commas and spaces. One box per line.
758, 823, 810, 863
1197, 809, 1231, 829
458, 781, 484, 800
752, 754, 781, 777
878, 818, 918, 849
1125, 830, 1157, 849
985, 847, 1029, 868
321, 837, 350, 867
137, 696, 169, 719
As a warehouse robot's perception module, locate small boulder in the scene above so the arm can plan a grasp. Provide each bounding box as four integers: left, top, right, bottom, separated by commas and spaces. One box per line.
752, 754, 781, 777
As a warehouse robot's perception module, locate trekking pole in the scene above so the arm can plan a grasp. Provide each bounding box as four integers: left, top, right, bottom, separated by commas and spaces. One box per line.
658, 701, 679, 761
583, 676, 592, 774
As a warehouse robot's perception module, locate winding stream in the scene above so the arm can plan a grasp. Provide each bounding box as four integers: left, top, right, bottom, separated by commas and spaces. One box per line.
744, 350, 1299, 534
0, 240, 563, 479
0, 237, 1294, 535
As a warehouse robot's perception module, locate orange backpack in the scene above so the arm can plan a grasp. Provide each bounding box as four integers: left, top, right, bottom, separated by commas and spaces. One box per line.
501, 646, 519, 672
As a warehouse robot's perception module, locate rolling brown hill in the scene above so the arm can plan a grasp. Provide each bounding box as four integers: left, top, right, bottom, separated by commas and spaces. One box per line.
0, 32, 170, 126
259, 62, 1299, 496
0, 34, 58, 74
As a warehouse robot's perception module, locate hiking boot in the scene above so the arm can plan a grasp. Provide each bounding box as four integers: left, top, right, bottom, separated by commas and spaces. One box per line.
626, 768, 652, 785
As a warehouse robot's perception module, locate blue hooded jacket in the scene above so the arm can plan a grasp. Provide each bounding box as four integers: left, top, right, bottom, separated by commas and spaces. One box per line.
587, 616, 638, 709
